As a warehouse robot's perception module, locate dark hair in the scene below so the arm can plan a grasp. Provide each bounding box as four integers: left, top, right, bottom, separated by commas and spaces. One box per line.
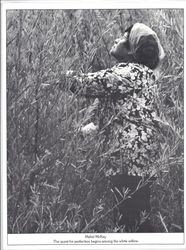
134, 34, 160, 69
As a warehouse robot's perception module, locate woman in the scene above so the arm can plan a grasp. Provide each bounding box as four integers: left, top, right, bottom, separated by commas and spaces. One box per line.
65, 23, 165, 232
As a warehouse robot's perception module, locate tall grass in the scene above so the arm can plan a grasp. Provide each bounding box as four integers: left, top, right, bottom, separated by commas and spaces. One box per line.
7, 9, 184, 233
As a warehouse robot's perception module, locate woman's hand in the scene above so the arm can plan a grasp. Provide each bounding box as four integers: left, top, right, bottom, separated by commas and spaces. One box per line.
81, 122, 98, 135
66, 70, 76, 77
59, 70, 78, 92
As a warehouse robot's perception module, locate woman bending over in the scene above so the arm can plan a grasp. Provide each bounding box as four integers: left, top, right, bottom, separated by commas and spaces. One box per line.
64, 23, 165, 232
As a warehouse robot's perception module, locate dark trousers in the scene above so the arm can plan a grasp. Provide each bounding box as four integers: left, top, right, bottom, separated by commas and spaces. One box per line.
110, 174, 155, 232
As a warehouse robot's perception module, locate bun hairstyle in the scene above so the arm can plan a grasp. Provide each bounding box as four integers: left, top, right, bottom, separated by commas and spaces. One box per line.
134, 34, 159, 69
128, 23, 165, 69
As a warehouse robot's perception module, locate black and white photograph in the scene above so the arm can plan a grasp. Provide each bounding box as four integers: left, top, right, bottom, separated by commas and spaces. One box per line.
1, 0, 185, 249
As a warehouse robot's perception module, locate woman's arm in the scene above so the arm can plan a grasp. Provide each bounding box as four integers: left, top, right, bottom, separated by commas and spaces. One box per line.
65, 63, 136, 99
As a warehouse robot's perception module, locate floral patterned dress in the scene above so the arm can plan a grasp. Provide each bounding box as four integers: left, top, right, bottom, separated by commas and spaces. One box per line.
68, 62, 161, 177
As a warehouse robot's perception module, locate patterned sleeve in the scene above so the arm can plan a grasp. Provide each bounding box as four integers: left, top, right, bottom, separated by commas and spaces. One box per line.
67, 63, 141, 99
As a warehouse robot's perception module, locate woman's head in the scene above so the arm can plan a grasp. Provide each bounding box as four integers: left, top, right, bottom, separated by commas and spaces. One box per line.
110, 23, 165, 69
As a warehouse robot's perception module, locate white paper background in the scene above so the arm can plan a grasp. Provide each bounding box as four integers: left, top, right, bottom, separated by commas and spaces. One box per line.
1, 0, 186, 249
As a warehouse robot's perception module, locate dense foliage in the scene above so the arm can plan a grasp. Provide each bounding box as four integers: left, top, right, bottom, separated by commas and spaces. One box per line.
7, 9, 184, 233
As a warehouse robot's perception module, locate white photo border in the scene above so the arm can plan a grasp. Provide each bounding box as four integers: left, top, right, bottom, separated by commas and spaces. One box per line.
1, 0, 186, 250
